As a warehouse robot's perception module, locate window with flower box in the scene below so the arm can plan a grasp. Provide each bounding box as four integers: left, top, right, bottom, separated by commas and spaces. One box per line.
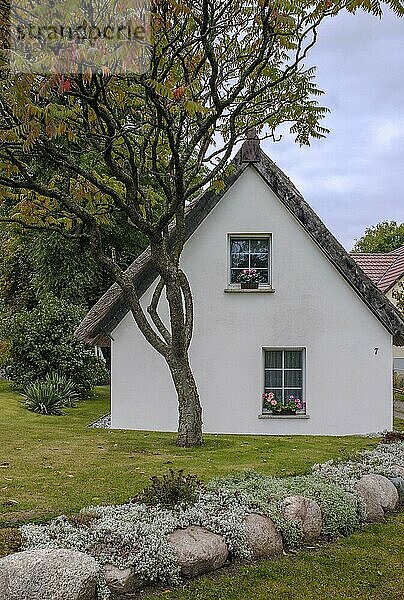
263, 349, 306, 415
229, 236, 271, 287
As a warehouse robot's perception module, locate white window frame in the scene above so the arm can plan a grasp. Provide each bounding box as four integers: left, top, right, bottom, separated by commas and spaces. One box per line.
227, 233, 272, 289
262, 347, 306, 414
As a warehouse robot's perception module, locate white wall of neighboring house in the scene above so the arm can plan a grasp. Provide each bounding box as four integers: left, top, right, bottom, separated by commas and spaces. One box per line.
387, 276, 404, 368
111, 167, 393, 436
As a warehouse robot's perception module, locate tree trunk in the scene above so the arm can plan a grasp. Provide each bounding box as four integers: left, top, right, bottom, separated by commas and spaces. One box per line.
169, 355, 203, 447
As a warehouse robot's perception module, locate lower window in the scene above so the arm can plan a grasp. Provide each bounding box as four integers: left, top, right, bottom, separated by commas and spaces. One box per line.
263, 349, 306, 414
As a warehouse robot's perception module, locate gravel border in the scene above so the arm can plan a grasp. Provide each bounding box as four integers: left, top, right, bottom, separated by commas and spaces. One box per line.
89, 413, 111, 429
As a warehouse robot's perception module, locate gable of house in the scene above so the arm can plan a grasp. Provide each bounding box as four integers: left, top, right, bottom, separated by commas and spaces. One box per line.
75, 141, 404, 348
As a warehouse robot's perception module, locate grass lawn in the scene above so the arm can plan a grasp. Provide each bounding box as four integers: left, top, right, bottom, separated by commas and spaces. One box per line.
395, 417, 404, 430
0, 381, 384, 527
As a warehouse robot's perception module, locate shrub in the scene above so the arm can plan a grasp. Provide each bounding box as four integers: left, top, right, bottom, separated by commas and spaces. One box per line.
23, 380, 65, 415
208, 470, 364, 544
312, 441, 404, 491
132, 469, 203, 508
44, 373, 80, 407
381, 430, 404, 444
21, 490, 252, 590
0, 528, 22, 557
22, 373, 81, 415
393, 370, 404, 393
0, 295, 108, 393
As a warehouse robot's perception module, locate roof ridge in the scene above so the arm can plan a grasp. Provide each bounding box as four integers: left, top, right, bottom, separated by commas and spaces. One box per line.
388, 245, 404, 255
377, 248, 404, 291
350, 251, 391, 256
376, 255, 400, 285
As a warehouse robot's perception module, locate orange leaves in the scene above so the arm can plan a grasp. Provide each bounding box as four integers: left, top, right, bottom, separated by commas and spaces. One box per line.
173, 86, 186, 101
60, 78, 71, 93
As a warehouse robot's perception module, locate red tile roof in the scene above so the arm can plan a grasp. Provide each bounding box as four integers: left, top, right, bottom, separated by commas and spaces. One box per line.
351, 246, 404, 293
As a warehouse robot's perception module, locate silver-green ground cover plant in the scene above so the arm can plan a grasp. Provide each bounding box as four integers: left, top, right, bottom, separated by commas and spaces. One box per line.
20, 441, 404, 599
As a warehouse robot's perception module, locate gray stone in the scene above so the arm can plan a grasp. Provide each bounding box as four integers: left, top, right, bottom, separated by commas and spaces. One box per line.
244, 513, 283, 558
280, 496, 322, 542
355, 474, 399, 522
103, 564, 145, 598
0, 548, 99, 600
168, 525, 228, 577
391, 464, 404, 478
389, 477, 404, 504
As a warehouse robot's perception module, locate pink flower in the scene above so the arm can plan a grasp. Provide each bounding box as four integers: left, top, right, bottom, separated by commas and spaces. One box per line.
270, 399, 277, 406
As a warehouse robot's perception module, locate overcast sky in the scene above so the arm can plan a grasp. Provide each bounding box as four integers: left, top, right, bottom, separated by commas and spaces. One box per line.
261, 9, 404, 250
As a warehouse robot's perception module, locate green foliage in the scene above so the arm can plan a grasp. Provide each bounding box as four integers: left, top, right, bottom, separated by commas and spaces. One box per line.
352, 221, 404, 253
393, 371, 404, 398
0, 529, 22, 557
0, 295, 108, 392
42, 372, 80, 407
209, 470, 364, 544
0, 223, 147, 311
392, 281, 404, 313
133, 469, 203, 508
0, 0, 403, 449
23, 380, 65, 415
0, 228, 37, 311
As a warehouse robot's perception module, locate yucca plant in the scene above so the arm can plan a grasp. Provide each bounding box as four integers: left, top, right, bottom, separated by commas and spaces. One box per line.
23, 381, 65, 415
22, 373, 79, 415
44, 373, 80, 407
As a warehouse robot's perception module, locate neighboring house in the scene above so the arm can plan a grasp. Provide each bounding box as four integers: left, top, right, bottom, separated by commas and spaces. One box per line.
76, 136, 404, 436
351, 246, 404, 375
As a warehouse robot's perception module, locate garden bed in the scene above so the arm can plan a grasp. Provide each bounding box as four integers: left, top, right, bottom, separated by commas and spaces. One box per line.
1, 437, 403, 600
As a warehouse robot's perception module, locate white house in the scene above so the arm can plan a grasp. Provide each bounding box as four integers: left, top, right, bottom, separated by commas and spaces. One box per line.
351, 246, 404, 376
76, 136, 404, 436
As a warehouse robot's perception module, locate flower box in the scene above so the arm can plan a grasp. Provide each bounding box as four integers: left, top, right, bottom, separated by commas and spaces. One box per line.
271, 408, 296, 415
239, 268, 259, 288
241, 282, 259, 290
262, 392, 305, 416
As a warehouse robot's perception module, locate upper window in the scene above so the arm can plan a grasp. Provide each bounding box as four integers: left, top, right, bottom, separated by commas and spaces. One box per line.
263, 349, 305, 414
230, 236, 271, 285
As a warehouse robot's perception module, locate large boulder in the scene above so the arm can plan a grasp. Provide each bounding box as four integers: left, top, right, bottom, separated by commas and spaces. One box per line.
103, 564, 145, 598
280, 496, 322, 542
244, 513, 283, 558
0, 548, 99, 600
389, 477, 404, 504
355, 474, 399, 522
168, 526, 228, 577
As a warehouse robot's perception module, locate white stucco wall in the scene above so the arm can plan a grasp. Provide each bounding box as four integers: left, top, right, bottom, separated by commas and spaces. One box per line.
111, 166, 393, 435
386, 277, 404, 361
